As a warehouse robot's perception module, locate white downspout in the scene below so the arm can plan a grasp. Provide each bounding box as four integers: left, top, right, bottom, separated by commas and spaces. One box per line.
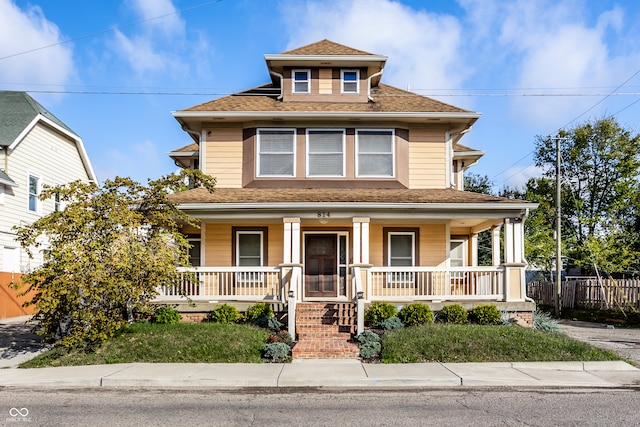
269, 70, 284, 100
367, 69, 384, 101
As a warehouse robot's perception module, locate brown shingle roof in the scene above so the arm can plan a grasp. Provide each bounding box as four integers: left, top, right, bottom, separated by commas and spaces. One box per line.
170, 142, 198, 153
454, 143, 481, 152
280, 39, 374, 56
168, 187, 526, 205
182, 83, 471, 114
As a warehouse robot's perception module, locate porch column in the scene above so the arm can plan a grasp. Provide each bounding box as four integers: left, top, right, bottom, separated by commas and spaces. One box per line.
283, 218, 301, 339
503, 217, 524, 264
470, 233, 478, 267
491, 225, 501, 266
352, 217, 370, 264
283, 217, 301, 264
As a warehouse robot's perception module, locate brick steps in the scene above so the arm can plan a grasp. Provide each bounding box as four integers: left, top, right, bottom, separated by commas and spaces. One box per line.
292, 303, 360, 359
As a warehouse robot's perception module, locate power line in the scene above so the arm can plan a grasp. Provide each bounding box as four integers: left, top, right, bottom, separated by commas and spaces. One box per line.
0, 0, 224, 61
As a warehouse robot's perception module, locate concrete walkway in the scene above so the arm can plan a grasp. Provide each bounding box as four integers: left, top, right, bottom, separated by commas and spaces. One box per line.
0, 360, 639, 389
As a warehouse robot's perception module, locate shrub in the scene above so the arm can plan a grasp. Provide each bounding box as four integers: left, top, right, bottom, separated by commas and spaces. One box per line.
375, 316, 404, 330
469, 304, 502, 325
263, 342, 290, 362
398, 303, 434, 326
364, 302, 398, 326
209, 304, 240, 324
152, 306, 181, 324
438, 304, 468, 324
267, 330, 293, 346
254, 316, 283, 332
245, 302, 274, 323
355, 330, 381, 360
532, 309, 563, 333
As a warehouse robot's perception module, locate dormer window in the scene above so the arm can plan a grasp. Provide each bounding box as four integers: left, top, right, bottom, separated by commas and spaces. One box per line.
341, 70, 359, 93
292, 69, 310, 93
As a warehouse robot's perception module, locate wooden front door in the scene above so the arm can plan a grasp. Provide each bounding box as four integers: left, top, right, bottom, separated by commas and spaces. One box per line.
305, 234, 338, 298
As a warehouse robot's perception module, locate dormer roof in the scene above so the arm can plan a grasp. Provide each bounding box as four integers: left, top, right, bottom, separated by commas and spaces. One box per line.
265, 39, 387, 86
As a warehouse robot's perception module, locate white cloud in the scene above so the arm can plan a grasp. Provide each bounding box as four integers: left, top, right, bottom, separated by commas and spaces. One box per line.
280, 0, 466, 92
0, 0, 74, 90
501, 164, 543, 190
111, 0, 186, 76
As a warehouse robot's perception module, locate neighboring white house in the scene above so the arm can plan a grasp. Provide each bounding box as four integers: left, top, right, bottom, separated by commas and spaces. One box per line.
0, 91, 96, 274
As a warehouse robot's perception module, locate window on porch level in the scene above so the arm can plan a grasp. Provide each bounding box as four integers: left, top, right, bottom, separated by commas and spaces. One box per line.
384, 229, 418, 285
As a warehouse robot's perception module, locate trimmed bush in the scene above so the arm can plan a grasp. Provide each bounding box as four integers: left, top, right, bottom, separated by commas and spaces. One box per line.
152, 306, 181, 324
438, 304, 468, 324
398, 303, 434, 326
532, 309, 563, 333
355, 330, 382, 360
364, 302, 398, 326
469, 304, 502, 325
209, 304, 240, 324
375, 316, 404, 330
245, 302, 274, 323
254, 316, 283, 332
263, 342, 290, 362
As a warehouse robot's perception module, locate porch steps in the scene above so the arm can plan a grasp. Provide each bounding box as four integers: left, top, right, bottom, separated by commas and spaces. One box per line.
292, 303, 360, 359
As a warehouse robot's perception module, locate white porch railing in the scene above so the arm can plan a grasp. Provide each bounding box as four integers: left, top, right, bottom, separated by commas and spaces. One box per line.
368, 266, 505, 301
157, 267, 282, 301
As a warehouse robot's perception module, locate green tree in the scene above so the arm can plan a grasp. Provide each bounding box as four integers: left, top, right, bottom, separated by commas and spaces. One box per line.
15, 170, 215, 349
533, 117, 640, 273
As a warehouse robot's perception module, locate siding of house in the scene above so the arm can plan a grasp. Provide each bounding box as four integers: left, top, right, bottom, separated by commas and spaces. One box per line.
203, 223, 284, 266
409, 128, 447, 189
203, 127, 243, 188
0, 123, 90, 272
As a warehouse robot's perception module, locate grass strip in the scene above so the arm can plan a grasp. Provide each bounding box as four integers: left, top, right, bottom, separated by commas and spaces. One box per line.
381, 324, 622, 363
21, 322, 269, 368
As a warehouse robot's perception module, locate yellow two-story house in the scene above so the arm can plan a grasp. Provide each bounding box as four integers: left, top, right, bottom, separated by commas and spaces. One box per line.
163, 40, 537, 353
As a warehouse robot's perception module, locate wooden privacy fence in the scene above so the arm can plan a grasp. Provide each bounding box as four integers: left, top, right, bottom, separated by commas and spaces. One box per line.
527, 279, 640, 310
0, 272, 37, 319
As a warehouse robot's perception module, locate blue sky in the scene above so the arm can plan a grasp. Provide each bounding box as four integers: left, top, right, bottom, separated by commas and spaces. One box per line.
2, 0, 639, 190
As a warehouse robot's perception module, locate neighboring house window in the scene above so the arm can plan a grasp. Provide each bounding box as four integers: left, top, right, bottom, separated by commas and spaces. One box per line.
292, 69, 310, 93
257, 129, 296, 177
356, 130, 395, 177
0, 184, 4, 205
341, 70, 359, 93
2, 246, 20, 273
53, 182, 61, 212
28, 174, 40, 213
306, 129, 345, 177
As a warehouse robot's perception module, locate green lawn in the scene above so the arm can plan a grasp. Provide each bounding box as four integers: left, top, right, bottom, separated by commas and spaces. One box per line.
21, 322, 269, 368
21, 321, 623, 368
381, 324, 622, 363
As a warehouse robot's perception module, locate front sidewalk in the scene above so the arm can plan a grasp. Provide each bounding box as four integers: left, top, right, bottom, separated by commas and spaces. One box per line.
1, 360, 639, 389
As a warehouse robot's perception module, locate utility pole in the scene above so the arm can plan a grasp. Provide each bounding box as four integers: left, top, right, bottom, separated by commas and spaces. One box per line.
554, 136, 564, 317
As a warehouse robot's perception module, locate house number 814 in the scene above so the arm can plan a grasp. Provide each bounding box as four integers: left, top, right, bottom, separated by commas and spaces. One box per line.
317, 212, 330, 218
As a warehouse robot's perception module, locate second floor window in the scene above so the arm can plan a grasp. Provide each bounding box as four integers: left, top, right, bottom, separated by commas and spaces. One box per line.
257, 129, 295, 177
307, 129, 345, 177
28, 174, 40, 212
292, 69, 310, 93
356, 130, 395, 177
341, 70, 359, 93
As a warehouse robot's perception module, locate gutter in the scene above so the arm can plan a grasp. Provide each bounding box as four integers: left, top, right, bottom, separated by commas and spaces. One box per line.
367, 68, 384, 102
269, 70, 284, 100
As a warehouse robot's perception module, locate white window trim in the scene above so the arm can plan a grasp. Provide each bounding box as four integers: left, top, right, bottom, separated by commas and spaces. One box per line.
236, 230, 264, 283
235, 230, 264, 267
27, 172, 42, 214
292, 69, 311, 94
387, 231, 416, 267
0, 184, 4, 205
450, 239, 467, 267
341, 69, 360, 94
355, 129, 396, 178
256, 128, 296, 178
305, 129, 346, 178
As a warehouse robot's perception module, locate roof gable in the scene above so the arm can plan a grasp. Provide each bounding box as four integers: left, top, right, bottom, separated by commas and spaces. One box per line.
0, 91, 76, 147
281, 39, 375, 56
